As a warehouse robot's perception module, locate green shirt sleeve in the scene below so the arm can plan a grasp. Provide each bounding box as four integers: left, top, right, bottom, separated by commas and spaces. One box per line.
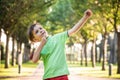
41, 31, 69, 55
56, 31, 69, 42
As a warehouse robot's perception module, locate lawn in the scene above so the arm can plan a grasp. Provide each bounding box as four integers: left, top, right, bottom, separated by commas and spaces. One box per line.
0, 60, 120, 80
0, 61, 39, 80
68, 61, 120, 79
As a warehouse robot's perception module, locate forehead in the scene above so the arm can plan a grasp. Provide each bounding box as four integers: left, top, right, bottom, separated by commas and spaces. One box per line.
33, 24, 42, 30
32, 24, 42, 35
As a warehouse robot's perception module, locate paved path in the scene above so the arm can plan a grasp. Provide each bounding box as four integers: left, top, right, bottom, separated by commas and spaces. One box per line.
19, 62, 119, 80
68, 67, 119, 80
8, 62, 120, 80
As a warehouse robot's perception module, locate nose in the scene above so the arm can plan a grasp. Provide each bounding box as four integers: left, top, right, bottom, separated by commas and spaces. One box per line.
40, 30, 44, 33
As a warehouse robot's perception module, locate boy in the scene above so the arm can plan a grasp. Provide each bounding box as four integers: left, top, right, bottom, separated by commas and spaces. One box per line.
28, 9, 92, 80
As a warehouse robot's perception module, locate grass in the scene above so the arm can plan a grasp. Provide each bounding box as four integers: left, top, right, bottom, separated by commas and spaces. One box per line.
78, 66, 120, 78
68, 61, 120, 79
0, 60, 39, 80
0, 60, 120, 80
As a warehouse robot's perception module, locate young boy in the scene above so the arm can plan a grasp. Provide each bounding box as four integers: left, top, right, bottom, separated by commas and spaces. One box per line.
28, 9, 92, 80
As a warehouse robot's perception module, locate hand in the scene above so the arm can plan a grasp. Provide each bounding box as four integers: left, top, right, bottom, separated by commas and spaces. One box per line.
84, 9, 92, 17
41, 36, 47, 42
40, 36, 47, 47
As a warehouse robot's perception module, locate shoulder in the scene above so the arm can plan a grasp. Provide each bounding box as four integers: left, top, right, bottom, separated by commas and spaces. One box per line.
51, 31, 69, 41
54, 31, 69, 37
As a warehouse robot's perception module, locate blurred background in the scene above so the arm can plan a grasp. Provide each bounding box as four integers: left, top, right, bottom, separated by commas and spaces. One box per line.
0, 0, 120, 80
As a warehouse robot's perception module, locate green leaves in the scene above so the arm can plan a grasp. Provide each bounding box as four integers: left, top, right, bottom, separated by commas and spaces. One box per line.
48, 0, 74, 24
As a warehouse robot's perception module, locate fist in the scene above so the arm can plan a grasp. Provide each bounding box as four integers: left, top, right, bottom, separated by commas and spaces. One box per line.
85, 9, 92, 17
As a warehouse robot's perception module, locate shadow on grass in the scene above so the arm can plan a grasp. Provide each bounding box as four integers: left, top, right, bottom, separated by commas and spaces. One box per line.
0, 76, 19, 79
0, 75, 41, 80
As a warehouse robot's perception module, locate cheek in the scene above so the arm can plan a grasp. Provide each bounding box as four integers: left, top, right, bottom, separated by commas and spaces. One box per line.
33, 33, 39, 39
35, 33, 42, 40
35, 35, 40, 39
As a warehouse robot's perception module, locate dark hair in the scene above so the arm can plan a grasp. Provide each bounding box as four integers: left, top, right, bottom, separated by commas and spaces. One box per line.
28, 24, 36, 42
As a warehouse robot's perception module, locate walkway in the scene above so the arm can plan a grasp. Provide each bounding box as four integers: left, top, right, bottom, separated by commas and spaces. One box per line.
19, 62, 119, 80
69, 67, 119, 80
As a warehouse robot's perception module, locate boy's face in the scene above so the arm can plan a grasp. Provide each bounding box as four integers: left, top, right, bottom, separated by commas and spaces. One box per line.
32, 24, 47, 42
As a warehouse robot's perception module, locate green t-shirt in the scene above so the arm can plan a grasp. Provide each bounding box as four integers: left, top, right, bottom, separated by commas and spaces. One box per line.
41, 31, 70, 79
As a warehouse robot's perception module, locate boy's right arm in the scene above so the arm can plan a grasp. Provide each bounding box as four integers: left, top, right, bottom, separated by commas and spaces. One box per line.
68, 9, 92, 36
31, 37, 46, 63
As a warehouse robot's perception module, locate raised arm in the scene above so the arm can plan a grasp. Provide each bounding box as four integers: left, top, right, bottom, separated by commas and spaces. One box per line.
68, 9, 92, 36
30, 37, 46, 63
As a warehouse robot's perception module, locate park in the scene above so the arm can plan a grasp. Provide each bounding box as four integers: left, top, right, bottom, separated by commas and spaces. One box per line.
0, 0, 120, 80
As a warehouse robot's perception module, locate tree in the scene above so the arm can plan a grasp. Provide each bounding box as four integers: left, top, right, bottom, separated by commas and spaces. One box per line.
0, 0, 34, 68
108, 0, 120, 74
108, 32, 117, 64
93, 0, 120, 72
47, 0, 74, 34
89, 0, 115, 70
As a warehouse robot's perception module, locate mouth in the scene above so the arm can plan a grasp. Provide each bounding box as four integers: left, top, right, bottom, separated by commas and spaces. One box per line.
41, 31, 46, 36
42, 31, 45, 35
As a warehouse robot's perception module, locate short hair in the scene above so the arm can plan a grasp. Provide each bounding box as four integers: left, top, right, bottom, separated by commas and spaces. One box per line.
27, 24, 36, 42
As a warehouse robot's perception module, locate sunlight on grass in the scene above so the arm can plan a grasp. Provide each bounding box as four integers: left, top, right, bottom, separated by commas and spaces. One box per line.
78, 65, 120, 79
0, 60, 120, 80
0, 60, 39, 80
0, 65, 36, 76
68, 61, 120, 79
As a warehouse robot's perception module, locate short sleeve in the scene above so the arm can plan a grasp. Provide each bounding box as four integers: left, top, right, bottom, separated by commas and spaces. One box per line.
56, 31, 69, 42
40, 31, 69, 55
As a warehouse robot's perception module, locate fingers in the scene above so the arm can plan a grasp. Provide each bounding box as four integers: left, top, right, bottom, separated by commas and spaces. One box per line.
85, 9, 92, 17
41, 36, 47, 44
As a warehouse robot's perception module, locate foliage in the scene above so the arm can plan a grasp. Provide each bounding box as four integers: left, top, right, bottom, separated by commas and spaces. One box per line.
0, 0, 120, 74
47, 0, 74, 34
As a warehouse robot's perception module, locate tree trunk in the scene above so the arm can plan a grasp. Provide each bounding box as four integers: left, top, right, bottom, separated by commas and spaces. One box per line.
102, 35, 107, 70
80, 44, 83, 66
84, 41, 87, 66
117, 32, 120, 74
98, 40, 103, 63
95, 43, 97, 62
92, 39, 96, 67
111, 0, 120, 74
11, 37, 15, 66
23, 44, 30, 62
1, 44, 4, 60
5, 34, 9, 68
0, 28, 1, 62
109, 32, 117, 64
16, 41, 20, 64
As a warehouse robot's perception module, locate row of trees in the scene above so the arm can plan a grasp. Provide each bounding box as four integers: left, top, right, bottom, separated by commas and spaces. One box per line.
0, 0, 55, 68
0, 0, 120, 74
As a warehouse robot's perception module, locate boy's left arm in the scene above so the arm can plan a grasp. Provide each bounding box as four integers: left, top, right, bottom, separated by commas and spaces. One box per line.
30, 37, 47, 63
68, 9, 92, 36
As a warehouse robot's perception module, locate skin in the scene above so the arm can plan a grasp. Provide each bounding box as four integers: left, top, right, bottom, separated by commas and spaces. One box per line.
31, 9, 92, 63
31, 24, 48, 62
68, 9, 92, 36
32, 24, 48, 42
